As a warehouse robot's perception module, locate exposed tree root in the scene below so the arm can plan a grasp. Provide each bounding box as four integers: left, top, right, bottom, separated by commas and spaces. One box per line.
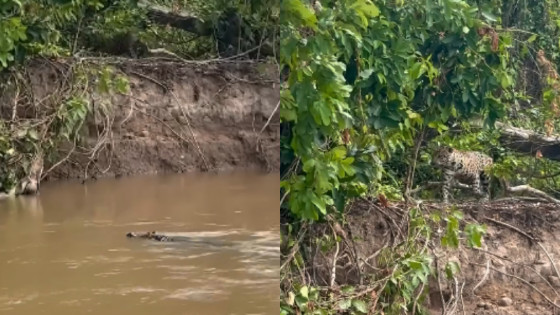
411, 180, 560, 205
506, 184, 560, 204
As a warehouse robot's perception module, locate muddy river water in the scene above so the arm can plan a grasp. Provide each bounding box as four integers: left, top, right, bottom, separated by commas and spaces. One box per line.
0, 172, 278, 314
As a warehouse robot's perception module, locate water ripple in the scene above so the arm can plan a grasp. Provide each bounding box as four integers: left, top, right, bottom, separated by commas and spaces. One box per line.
163, 288, 227, 301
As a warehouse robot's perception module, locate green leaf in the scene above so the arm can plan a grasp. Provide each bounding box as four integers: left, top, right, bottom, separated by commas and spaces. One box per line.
295, 295, 308, 308
358, 68, 374, 80
331, 146, 347, 160
282, 0, 318, 30
407, 260, 423, 270
481, 11, 497, 22
299, 285, 309, 299
27, 129, 38, 140
115, 76, 130, 94
527, 34, 537, 43
451, 210, 464, 220
355, 1, 380, 18
339, 299, 352, 310
409, 62, 423, 79
442, 216, 460, 248
302, 159, 316, 173
0, 54, 8, 68
465, 223, 486, 248
11, 0, 23, 8
445, 261, 461, 279
310, 192, 327, 215
430, 212, 441, 223
319, 106, 331, 126
341, 285, 355, 294
352, 299, 368, 313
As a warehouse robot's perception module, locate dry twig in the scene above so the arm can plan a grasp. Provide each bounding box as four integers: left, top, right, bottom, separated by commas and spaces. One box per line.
328, 221, 340, 288
280, 225, 308, 271
483, 216, 535, 241
471, 262, 560, 309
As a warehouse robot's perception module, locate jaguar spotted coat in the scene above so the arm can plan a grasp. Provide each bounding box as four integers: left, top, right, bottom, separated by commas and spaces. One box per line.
432, 147, 493, 204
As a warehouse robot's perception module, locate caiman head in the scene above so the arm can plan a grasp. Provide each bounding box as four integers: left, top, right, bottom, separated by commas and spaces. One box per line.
126, 231, 156, 239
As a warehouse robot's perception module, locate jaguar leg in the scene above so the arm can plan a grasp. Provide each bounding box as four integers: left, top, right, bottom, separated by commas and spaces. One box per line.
473, 172, 488, 201
480, 172, 490, 202
442, 170, 453, 204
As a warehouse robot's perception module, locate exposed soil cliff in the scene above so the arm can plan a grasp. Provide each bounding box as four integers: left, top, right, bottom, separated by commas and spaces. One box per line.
1, 58, 279, 182
282, 199, 560, 315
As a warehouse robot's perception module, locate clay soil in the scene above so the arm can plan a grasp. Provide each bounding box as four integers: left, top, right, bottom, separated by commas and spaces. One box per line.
295, 199, 560, 315
3, 58, 280, 181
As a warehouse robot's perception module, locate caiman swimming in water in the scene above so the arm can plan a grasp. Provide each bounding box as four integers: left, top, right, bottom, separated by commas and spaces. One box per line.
126, 231, 174, 242
126, 231, 235, 247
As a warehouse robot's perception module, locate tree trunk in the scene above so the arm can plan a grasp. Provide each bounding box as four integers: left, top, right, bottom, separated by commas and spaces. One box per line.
138, 1, 212, 36
495, 122, 560, 161
137, 1, 275, 58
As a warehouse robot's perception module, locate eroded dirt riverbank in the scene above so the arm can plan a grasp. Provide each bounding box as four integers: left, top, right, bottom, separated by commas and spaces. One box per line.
282, 199, 560, 315
0, 58, 280, 183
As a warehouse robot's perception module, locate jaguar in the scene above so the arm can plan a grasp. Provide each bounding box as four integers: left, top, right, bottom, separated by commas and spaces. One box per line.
432, 146, 493, 203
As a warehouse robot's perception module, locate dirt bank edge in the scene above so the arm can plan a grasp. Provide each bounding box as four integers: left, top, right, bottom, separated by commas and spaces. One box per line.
2, 58, 280, 181
281, 199, 560, 315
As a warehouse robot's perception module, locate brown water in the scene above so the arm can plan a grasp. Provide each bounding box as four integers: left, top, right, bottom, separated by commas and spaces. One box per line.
0, 172, 279, 315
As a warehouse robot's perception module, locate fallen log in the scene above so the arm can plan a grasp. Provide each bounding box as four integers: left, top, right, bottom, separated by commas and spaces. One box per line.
138, 1, 212, 36
137, 1, 275, 58
495, 122, 560, 161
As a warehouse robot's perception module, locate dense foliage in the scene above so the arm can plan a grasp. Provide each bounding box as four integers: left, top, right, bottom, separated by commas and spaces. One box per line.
280, 0, 560, 314
0, 0, 279, 70
280, 0, 560, 219
281, 0, 516, 221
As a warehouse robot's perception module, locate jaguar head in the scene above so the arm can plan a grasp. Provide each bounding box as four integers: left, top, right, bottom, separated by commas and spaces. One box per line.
432, 146, 454, 167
